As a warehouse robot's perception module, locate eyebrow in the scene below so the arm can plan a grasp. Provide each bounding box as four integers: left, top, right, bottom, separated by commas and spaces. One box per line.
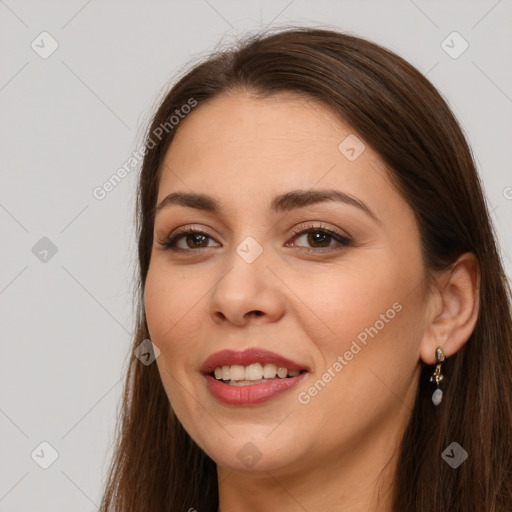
155, 189, 378, 222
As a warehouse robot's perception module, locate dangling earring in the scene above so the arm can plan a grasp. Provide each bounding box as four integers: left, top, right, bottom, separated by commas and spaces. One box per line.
429, 346, 446, 406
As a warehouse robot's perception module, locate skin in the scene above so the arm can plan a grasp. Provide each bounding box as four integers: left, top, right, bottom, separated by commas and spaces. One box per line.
144, 91, 480, 512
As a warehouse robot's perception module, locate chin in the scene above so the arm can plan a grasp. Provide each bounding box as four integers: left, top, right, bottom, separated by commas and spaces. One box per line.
196, 430, 304, 473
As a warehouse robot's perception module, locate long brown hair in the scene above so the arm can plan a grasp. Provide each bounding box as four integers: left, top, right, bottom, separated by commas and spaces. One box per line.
99, 27, 512, 511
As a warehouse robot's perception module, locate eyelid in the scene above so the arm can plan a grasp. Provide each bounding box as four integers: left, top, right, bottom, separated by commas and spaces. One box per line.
289, 221, 351, 241
169, 224, 216, 239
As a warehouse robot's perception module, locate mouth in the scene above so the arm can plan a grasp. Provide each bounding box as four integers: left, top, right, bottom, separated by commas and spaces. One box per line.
210, 363, 307, 386
201, 348, 309, 406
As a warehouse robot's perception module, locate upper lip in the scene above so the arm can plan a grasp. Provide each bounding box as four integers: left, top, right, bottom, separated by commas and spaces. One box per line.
201, 348, 309, 375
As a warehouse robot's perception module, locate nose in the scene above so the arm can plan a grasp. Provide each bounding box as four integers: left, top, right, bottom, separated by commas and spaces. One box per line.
208, 247, 286, 327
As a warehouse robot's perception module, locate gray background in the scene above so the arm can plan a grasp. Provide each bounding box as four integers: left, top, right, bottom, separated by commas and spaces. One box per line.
1, 1, 511, 510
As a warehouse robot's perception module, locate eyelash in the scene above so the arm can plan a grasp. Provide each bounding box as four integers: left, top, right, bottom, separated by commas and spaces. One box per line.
158, 223, 352, 254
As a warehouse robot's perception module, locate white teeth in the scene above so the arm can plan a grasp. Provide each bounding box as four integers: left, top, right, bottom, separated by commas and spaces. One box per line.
221, 366, 230, 381
262, 363, 277, 379
228, 379, 273, 386
230, 365, 245, 381
277, 367, 288, 378
213, 363, 303, 381
245, 363, 263, 381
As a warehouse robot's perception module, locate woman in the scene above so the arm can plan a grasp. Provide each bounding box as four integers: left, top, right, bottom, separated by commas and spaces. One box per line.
99, 27, 512, 511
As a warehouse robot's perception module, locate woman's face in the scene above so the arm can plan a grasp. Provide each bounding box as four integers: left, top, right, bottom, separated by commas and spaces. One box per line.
144, 92, 429, 475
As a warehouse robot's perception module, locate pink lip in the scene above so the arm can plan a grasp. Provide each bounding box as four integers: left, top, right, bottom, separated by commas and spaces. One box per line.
201, 348, 308, 374
204, 372, 307, 406
201, 348, 309, 406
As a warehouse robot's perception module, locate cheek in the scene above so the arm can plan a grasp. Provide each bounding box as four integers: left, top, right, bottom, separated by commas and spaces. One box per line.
144, 265, 205, 411
145, 262, 198, 330
293, 255, 425, 406
144, 264, 203, 363
290, 257, 411, 351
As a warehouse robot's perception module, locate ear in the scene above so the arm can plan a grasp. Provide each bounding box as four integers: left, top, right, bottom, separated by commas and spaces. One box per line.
419, 252, 480, 365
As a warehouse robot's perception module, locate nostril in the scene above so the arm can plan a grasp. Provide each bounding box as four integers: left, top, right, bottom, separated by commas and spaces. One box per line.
249, 310, 264, 317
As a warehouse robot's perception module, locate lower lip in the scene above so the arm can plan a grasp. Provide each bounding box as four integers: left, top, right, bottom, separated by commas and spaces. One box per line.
204, 372, 307, 406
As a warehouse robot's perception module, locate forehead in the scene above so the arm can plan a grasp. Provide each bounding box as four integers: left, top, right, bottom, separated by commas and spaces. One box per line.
157, 92, 394, 214
165, 91, 350, 166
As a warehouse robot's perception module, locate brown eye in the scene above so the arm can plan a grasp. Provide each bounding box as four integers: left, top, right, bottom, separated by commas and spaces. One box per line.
305, 231, 332, 248
159, 229, 220, 251
287, 224, 353, 252
184, 233, 209, 249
